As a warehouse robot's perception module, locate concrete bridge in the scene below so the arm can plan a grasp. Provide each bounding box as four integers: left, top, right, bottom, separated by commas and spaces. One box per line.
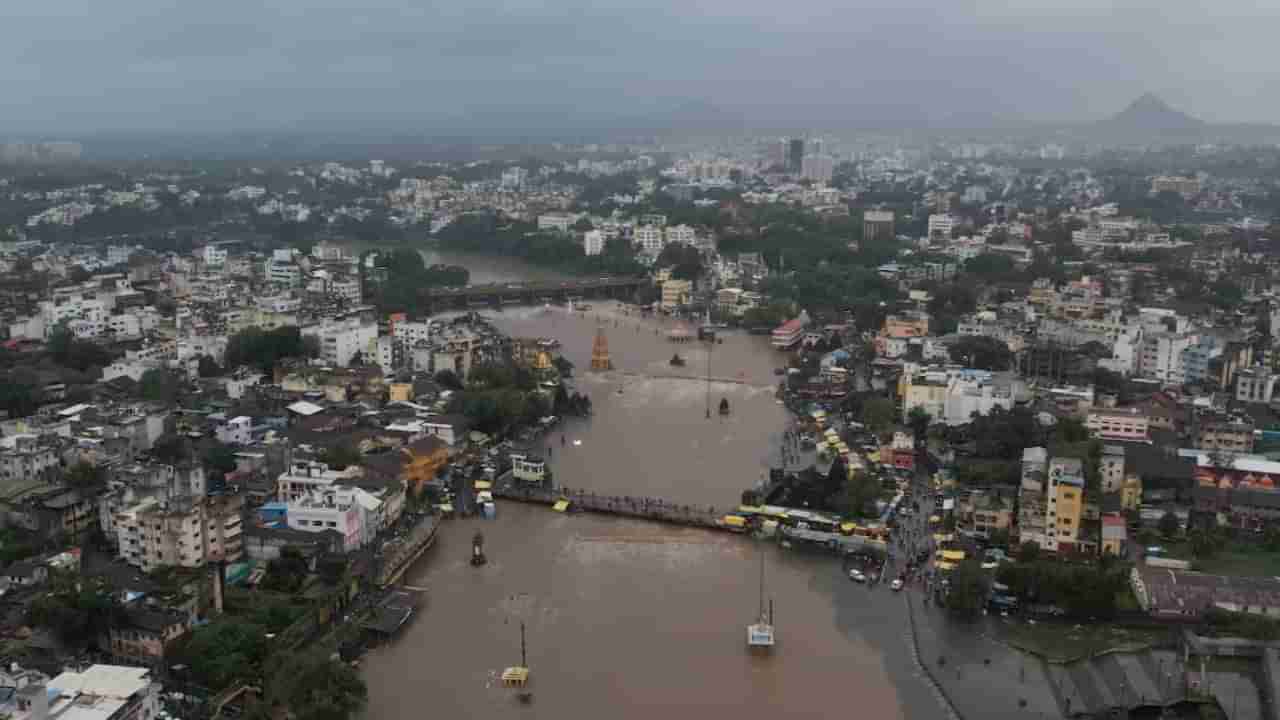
426, 276, 646, 308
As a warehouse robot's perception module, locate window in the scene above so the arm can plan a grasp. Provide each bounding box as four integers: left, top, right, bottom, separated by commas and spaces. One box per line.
327, 521, 337, 528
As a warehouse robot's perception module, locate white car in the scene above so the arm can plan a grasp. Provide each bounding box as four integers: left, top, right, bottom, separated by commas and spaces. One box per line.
891, 578, 904, 591
848, 569, 866, 583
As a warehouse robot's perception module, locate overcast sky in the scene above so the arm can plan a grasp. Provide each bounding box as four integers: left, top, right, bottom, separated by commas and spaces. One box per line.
3, 0, 1279, 134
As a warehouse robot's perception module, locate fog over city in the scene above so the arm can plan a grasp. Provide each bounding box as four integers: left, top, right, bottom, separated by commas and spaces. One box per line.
5, 0, 1280, 134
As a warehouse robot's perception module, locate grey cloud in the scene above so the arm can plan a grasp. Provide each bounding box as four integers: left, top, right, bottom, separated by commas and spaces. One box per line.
0, 0, 1277, 134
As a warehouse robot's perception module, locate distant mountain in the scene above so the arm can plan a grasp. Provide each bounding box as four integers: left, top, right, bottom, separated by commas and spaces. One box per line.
1099, 93, 1206, 133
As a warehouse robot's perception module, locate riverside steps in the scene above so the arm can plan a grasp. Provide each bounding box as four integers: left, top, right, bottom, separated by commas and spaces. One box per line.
376, 515, 440, 587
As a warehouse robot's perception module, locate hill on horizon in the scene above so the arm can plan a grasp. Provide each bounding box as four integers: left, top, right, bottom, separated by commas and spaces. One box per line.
1099, 93, 1206, 132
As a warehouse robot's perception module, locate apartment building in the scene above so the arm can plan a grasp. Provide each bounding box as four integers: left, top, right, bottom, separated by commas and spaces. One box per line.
114, 495, 244, 572
863, 210, 895, 244
1236, 367, 1280, 404
1137, 333, 1197, 385
635, 225, 665, 254
1086, 408, 1151, 443
1045, 457, 1085, 552
661, 279, 692, 311
1018, 447, 1049, 548
303, 315, 377, 367
927, 214, 955, 240
584, 230, 605, 256
1196, 419, 1255, 454
0, 435, 60, 485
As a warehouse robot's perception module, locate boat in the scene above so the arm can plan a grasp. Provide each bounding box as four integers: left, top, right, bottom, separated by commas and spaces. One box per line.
670, 353, 686, 367
470, 532, 487, 566
719, 398, 730, 416
746, 550, 775, 651
501, 622, 533, 704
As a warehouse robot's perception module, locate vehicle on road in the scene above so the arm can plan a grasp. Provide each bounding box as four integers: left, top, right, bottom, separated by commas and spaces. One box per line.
891, 578, 904, 591
848, 569, 866, 583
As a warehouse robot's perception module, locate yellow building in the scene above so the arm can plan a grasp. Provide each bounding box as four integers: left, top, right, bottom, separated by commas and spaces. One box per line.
661, 279, 692, 311
388, 383, 413, 403
1047, 457, 1085, 550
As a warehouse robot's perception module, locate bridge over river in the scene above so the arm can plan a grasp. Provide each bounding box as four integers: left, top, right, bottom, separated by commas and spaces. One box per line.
427, 276, 645, 308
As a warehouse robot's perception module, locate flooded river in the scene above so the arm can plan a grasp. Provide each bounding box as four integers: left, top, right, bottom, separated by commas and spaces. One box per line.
357, 250, 964, 719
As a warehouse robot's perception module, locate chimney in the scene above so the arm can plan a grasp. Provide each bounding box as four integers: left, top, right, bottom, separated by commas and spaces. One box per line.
211, 560, 226, 614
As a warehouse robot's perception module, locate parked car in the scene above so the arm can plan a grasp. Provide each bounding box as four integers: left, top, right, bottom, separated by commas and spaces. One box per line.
848, 569, 866, 583
891, 578, 904, 591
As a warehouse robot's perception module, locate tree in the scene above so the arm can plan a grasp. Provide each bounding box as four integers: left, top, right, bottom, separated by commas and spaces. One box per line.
65, 461, 106, 490
182, 617, 271, 690
552, 356, 574, 378
224, 326, 313, 372
862, 397, 896, 434
1189, 528, 1220, 560
906, 407, 931, 446
946, 558, 989, 619
197, 354, 222, 378
1158, 511, 1181, 538
0, 368, 44, 417
1016, 541, 1041, 563
261, 650, 367, 720
834, 470, 879, 518
152, 433, 192, 463
948, 336, 1012, 371
434, 370, 463, 391
319, 443, 363, 471
261, 546, 310, 594
139, 368, 181, 404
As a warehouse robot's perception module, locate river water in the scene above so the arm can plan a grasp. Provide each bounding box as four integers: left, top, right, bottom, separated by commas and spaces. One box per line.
357, 250, 961, 719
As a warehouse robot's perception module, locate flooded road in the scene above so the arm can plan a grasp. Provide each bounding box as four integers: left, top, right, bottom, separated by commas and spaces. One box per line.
357, 250, 981, 719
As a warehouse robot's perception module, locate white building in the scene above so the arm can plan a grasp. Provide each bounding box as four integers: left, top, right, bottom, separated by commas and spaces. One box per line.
537, 213, 575, 233
666, 224, 696, 246
15, 666, 160, 720
200, 244, 227, 266
635, 225, 665, 254
303, 316, 377, 367
928, 214, 956, 240
1137, 333, 1197, 386
584, 230, 606, 256
216, 416, 253, 445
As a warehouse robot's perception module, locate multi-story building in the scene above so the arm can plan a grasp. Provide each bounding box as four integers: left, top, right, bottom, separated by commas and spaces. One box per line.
660, 279, 692, 311
666, 224, 696, 246
1137, 332, 1197, 385
9, 665, 160, 720
584, 230, 606, 256
0, 435, 60, 485
1236, 367, 1280, 404
1101, 445, 1126, 494
927, 214, 955, 240
303, 315, 377, 367
1018, 447, 1049, 549
200, 244, 228, 266
114, 495, 244, 572
1196, 419, 1255, 455
1086, 408, 1151, 443
863, 210, 895, 244
537, 213, 575, 233
1151, 175, 1201, 196
800, 154, 834, 184
635, 225, 665, 254
1045, 457, 1085, 552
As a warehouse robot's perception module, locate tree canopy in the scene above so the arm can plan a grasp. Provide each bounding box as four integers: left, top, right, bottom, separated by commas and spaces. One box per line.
225, 326, 315, 372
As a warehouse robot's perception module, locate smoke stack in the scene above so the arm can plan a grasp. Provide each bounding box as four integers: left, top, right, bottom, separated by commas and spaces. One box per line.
211, 561, 226, 614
